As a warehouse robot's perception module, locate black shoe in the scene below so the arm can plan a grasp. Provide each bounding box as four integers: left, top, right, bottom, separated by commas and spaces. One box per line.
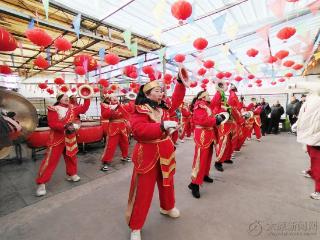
188, 183, 200, 198
214, 162, 224, 172
203, 175, 214, 183
224, 160, 233, 164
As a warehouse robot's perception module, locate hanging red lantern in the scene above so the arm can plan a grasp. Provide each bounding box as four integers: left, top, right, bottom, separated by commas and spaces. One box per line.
71, 87, 77, 93
200, 83, 207, 89
149, 71, 162, 81
0, 65, 12, 75
193, 37, 208, 51
54, 37, 72, 51
46, 88, 54, 95
224, 72, 232, 78
123, 65, 138, 77
0, 27, 17, 51
34, 55, 50, 69
278, 78, 286, 82
38, 82, 48, 90
75, 66, 87, 76
166, 85, 171, 90
283, 60, 295, 67
104, 53, 120, 65
164, 73, 173, 85
285, 72, 293, 78
275, 50, 289, 60
171, 0, 193, 22
74, 54, 98, 72
277, 27, 296, 40
216, 72, 225, 79
93, 87, 100, 93
248, 74, 255, 79
142, 65, 154, 75
257, 83, 262, 87
60, 85, 69, 93
130, 82, 137, 89
110, 84, 117, 91
271, 81, 277, 86
203, 60, 215, 69
267, 56, 278, 64
190, 81, 198, 88
198, 68, 207, 76
235, 76, 243, 82
202, 79, 209, 84
248, 84, 253, 88
25, 28, 52, 48
246, 48, 259, 57
292, 64, 303, 70
107, 90, 113, 94
54, 77, 65, 85
174, 54, 185, 63
129, 71, 138, 79
98, 78, 109, 88
255, 79, 262, 84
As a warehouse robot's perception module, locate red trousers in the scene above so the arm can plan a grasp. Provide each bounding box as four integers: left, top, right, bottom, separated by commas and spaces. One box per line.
36, 143, 77, 184
191, 144, 213, 185
231, 125, 242, 152
216, 134, 233, 163
101, 133, 129, 163
253, 123, 262, 140
171, 131, 179, 144
126, 161, 175, 230
307, 146, 320, 192
180, 121, 192, 139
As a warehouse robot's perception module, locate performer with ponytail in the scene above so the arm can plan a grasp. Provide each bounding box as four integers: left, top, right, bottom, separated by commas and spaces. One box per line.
125, 73, 186, 240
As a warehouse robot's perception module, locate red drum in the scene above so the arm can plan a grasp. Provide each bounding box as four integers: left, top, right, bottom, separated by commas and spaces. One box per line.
26, 127, 50, 148
77, 121, 103, 144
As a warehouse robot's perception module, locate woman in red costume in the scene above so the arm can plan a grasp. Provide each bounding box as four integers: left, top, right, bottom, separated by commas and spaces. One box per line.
36, 93, 90, 196
125, 76, 186, 240
100, 94, 132, 171
179, 102, 192, 142
188, 90, 226, 198
246, 98, 262, 141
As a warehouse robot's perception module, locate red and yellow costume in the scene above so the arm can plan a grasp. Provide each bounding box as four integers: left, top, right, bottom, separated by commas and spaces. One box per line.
191, 99, 217, 185
246, 103, 262, 140
36, 99, 90, 184
126, 82, 185, 230
211, 90, 234, 163
228, 89, 245, 152
166, 98, 179, 144
180, 104, 192, 140
100, 101, 133, 163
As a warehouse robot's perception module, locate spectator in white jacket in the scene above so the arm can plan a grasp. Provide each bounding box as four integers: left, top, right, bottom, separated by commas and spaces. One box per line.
291, 81, 320, 200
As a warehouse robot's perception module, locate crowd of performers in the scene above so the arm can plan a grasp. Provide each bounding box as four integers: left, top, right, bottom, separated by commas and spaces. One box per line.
34, 68, 270, 240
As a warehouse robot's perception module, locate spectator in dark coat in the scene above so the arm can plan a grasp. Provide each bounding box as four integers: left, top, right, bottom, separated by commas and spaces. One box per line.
259, 98, 271, 136
268, 101, 284, 134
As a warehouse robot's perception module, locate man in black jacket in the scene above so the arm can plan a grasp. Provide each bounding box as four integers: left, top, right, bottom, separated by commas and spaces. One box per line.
268, 101, 284, 134
259, 98, 271, 136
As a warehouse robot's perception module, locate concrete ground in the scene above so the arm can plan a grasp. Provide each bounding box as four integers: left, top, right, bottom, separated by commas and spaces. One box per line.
0, 134, 320, 240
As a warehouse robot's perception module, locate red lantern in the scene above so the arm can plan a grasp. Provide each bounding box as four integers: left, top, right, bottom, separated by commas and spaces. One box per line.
123, 65, 138, 77
46, 88, 54, 95
164, 73, 173, 85
71, 87, 77, 93
0, 65, 12, 75
277, 27, 296, 40
198, 68, 207, 76
224, 72, 232, 78
149, 71, 162, 81
93, 87, 100, 93
34, 55, 50, 69
129, 71, 138, 79
193, 38, 208, 51
278, 78, 286, 82
216, 72, 225, 79
60, 85, 69, 93
174, 54, 185, 63
200, 83, 207, 89
130, 82, 137, 89
248, 84, 253, 88
98, 79, 109, 88
104, 53, 120, 65
25, 28, 52, 48
246, 48, 259, 57
38, 82, 48, 90
235, 76, 243, 82
248, 74, 255, 79
54, 77, 65, 85
0, 27, 17, 51
171, 0, 192, 22
203, 60, 215, 69
190, 81, 198, 88
255, 79, 262, 84
293, 64, 303, 70
142, 65, 154, 75
74, 54, 98, 72
271, 81, 277, 86
283, 60, 295, 67
257, 83, 262, 87
202, 78, 209, 84
275, 50, 289, 60
166, 85, 171, 90
54, 37, 72, 51
75, 66, 87, 76
267, 56, 278, 64
110, 84, 117, 91
285, 72, 293, 78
